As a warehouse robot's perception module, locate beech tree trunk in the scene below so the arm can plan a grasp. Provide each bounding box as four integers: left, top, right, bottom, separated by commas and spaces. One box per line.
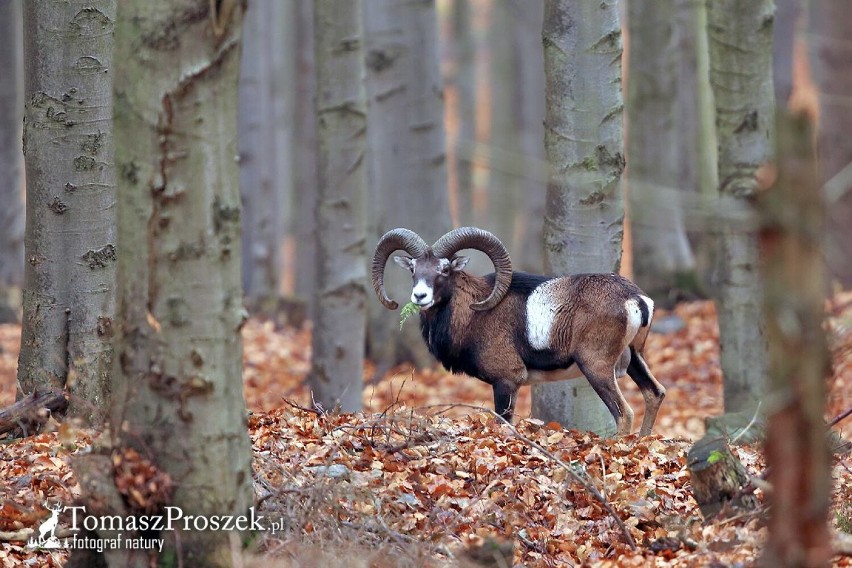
363, 0, 451, 368
19, 0, 116, 424
626, 0, 696, 304
532, 0, 624, 435
759, 110, 832, 568
238, 0, 294, 306
0, 0, 24, 324
810, 0, 852, 289
309, 0, 368, 413
110, 2, 252, 565
708, 0, 774, 417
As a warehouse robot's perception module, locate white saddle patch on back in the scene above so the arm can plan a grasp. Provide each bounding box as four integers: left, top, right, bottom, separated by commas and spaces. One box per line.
526, 280, 558, 350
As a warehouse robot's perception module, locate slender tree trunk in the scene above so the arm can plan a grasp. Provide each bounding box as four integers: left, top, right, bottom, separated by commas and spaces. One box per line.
19, 0, 116, 424
674, 0, 718, 288
110, 2, 252, 565
774, 0, 801, 107
238, 0, 287, 306
0, 0, 24, 324
759, 110, 832, 568
363, 0, 451, 368
446, 0, 476, 228
309, 0, 368, 413
484, 1, 519, 251
532, 0, 625, 435
510, 0, 547, 275
708, 0, 774, 417
626, 0, 696, 305
810, 0, 852, 289
292, 0, 318, 318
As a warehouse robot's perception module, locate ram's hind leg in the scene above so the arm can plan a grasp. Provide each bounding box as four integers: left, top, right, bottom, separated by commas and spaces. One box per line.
626, 348, 666, 436
576, 358, 634, 437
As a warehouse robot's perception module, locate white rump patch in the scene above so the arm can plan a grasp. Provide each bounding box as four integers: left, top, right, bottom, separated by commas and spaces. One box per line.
624, 298, 643, 343
526, 281, 558, 350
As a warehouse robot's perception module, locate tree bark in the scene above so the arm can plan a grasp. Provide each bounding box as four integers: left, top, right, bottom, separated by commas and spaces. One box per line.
532, 0, 624, 435
19, 0, 117, 424
309, 0, 368, 413
687, 435, 756, 519
238, 0, 292, 306
708, 0, 774, 416
626, 0, 696, 305
759, 110, 832, 568
809, 0, 852, 289
363, 0, 451, 368
111, 2, 252, 565
0, 0, 24, 324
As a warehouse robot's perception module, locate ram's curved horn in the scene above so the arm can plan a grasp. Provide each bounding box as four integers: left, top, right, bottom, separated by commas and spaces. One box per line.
371, 228, 429, 310
432, 227, 512, 310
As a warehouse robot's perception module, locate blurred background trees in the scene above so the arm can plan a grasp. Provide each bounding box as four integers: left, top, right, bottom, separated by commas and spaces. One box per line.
0, 0, 24, 325
0, 0, 844, 436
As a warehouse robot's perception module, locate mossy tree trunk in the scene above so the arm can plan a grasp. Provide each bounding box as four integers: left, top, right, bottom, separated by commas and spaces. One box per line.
532, 0, 624, 435
110, 1, 252, 565
0, 0, 24, 324
308, 0, 368, 413
19, 0, 116, 424
626, 0, 696, 305
708, 0, 774, 417
363, 0, 451, 369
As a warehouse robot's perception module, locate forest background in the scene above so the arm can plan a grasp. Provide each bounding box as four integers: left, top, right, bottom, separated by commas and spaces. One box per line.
0, 0, 851, 566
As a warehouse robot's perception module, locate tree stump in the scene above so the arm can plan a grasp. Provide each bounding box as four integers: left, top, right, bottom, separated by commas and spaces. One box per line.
687, 434, 757, 518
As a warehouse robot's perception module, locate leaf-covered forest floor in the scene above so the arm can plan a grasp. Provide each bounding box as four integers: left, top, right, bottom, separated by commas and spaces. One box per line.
0, 298, 851, 566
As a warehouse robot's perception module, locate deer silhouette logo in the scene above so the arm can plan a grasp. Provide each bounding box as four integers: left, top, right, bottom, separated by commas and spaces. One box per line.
27, 502, 65, 549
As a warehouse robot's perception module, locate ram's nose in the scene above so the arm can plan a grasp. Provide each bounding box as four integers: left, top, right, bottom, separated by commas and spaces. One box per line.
413, 291, 427, 303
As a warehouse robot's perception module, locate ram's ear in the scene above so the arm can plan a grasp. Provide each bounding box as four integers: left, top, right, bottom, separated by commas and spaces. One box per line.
393, 255, 416, 273
450, 255, 469, 271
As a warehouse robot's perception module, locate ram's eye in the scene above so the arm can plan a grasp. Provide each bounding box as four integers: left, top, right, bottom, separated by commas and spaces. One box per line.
438, 265, 450, 276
